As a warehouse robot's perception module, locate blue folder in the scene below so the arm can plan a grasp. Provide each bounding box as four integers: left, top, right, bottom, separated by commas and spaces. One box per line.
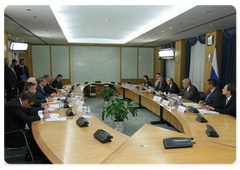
20, 74, 27, 80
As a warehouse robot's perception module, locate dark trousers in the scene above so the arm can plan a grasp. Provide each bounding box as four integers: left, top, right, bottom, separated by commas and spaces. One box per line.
6, 88, 17, 102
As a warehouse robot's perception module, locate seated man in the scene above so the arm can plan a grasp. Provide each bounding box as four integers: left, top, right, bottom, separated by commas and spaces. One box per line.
173, 78, 200, 103
205, 83, 236, 117
5, 92, 50, 160
52, 74, 65, 89
149, 74, 167, 92
21, 82, 50, 111
138, 75, 152, 88
199, 78, 222, 108
162, 77, 179, 94
36, 77, 55, 100
43, 74, 57, 96
27, 77, 53, 103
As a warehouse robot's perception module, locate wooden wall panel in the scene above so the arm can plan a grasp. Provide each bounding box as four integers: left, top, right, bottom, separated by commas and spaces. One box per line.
174, 40, 186, 89
203, 30, 223, 92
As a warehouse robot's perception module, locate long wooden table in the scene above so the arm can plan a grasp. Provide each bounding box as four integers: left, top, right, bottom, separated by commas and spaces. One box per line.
32, 82, 236, 164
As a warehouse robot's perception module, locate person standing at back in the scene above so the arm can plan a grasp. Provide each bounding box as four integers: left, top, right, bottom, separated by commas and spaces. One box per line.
4, 58, 18, 101
14, 57, 29, 94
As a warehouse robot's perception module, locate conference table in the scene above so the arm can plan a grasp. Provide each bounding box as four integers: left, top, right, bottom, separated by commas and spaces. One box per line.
32, 82, 236, 164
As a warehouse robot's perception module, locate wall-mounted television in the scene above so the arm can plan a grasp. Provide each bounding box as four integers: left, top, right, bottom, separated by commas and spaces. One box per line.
9, 42, 28, 53
158, 48, 175, 60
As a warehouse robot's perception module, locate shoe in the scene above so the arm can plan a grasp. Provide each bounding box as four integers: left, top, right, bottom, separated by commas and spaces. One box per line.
25, 154, 45, 161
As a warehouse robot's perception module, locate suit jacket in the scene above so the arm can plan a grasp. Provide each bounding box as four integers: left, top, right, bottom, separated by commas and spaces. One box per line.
44, 82, 57, 94
203, 88, 223, 108
213, 95, 236, 117
178, 85, 200, 103
36, 84, 50, 99
4, 65, 18, 90
14, 64, 29, 82
51, 78, 63, 89
4, 98, 40, 147
164, 82, 179, 94
154, 81, 167, 92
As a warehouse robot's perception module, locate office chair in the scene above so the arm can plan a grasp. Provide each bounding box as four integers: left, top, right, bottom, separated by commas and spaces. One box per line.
4, 129, 35, 163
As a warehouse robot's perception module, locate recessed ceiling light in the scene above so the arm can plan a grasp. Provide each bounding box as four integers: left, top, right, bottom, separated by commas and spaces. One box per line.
38, 22, 42, 24
33, 16, 37, 18
207, 10, 211, 13
161, 30, 165, 32
26, 9, 31, 11
105, 18, 110, 22
8, 34, 11, 36
191, 17, 195, 20
169, 27, 173, 29
179, 23, 183, 25
16, 37, 18, 39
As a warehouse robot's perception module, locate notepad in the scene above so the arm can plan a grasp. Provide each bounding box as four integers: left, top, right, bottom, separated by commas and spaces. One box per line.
183, 103, 202, 108
198, 109, 219, 115
45, 117, 67, 121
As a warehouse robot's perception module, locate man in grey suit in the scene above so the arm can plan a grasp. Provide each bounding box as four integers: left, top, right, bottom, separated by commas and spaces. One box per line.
173, 78, 200, 103
198, 78, 222, 108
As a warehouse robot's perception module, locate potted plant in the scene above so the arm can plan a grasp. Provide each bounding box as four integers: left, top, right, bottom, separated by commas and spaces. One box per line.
97, 86, 119, 108
102, 98, 137, 132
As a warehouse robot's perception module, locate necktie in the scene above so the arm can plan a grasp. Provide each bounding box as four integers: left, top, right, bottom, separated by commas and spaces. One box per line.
159, 83, 162, 88
21, 66, 25, 74
226, 99, 229, 105
205, 91, 212, 103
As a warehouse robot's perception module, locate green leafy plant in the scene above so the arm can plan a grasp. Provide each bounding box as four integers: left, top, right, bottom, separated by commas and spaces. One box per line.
102, 98, 138, 122
97, 86, 119, 101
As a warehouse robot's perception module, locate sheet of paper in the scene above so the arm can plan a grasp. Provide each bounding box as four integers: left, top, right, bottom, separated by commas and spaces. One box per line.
82, 115, 92, 118
49, 104, 60, 109
52, 96, 66, 100
45, 117, 67, 121
49, 113, 60, 119
183, 103, 202, 108
198, 109, 219, 114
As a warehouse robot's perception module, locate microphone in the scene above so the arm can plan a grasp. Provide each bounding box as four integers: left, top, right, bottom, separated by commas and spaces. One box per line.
57, 89, 69, 104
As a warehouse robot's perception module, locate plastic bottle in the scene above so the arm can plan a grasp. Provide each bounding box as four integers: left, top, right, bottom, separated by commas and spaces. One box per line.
86, 104, 91, 116
71, 90, 75, 99
59, 99, 64, 110
167, 92, 171, 100
77, 85, 82, 96
177, 96, 181, 107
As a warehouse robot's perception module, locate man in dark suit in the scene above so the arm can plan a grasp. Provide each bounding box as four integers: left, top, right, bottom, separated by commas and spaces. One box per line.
173, 78, 200, 103
205, 83, 236, 117
14, 57, 29, 94
36, 77, 55, 100
43, 74, 57, 97
149, 74, 167, 92
5, 92, 50, 160
4, 58, 18, 101
199, 78, 222, 108
163, 77, 179, 94
52, 74, 65, 89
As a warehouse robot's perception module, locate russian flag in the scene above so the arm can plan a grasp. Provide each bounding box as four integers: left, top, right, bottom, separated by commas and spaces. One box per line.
210, 48, 220, 90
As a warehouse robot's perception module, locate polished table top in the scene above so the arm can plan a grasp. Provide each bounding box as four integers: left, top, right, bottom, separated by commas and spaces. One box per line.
32, 82, 236, 164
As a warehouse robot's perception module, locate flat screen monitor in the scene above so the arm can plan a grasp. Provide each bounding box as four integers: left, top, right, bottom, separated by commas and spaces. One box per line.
158, 48, 175, 60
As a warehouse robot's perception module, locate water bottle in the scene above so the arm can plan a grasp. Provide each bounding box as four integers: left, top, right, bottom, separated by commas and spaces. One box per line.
71, 90, 75, 99
77, 85, 82, 96
59, 99, 64, 110
86, 104, 91, 116
167, 92, 171, 100
170, 98, 174, 107
177, 96, 181, 108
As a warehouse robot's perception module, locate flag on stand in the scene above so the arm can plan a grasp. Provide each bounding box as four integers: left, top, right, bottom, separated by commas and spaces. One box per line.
210, 48, 220, 90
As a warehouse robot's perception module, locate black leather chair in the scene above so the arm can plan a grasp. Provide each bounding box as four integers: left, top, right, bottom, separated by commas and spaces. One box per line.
5, 129, 34, 163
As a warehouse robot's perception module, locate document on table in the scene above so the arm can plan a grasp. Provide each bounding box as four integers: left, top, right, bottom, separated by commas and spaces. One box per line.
49, 113, 60, 118
47, 104, 60, 110
183, 103, 202, 108
46, 117, 67, 121
52, 96, 66, 100
82, 115, 92, 118
198, 109, 219, 115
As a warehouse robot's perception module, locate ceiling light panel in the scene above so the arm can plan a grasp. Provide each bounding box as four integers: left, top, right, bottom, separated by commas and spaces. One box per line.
50, 5, 195, 44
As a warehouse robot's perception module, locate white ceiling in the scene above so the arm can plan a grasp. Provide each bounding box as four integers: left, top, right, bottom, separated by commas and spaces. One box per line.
4, 5, 236, 46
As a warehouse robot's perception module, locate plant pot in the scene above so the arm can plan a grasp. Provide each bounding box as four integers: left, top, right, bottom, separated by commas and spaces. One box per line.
103, 100, 111, 108
113, 120, 124, 132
